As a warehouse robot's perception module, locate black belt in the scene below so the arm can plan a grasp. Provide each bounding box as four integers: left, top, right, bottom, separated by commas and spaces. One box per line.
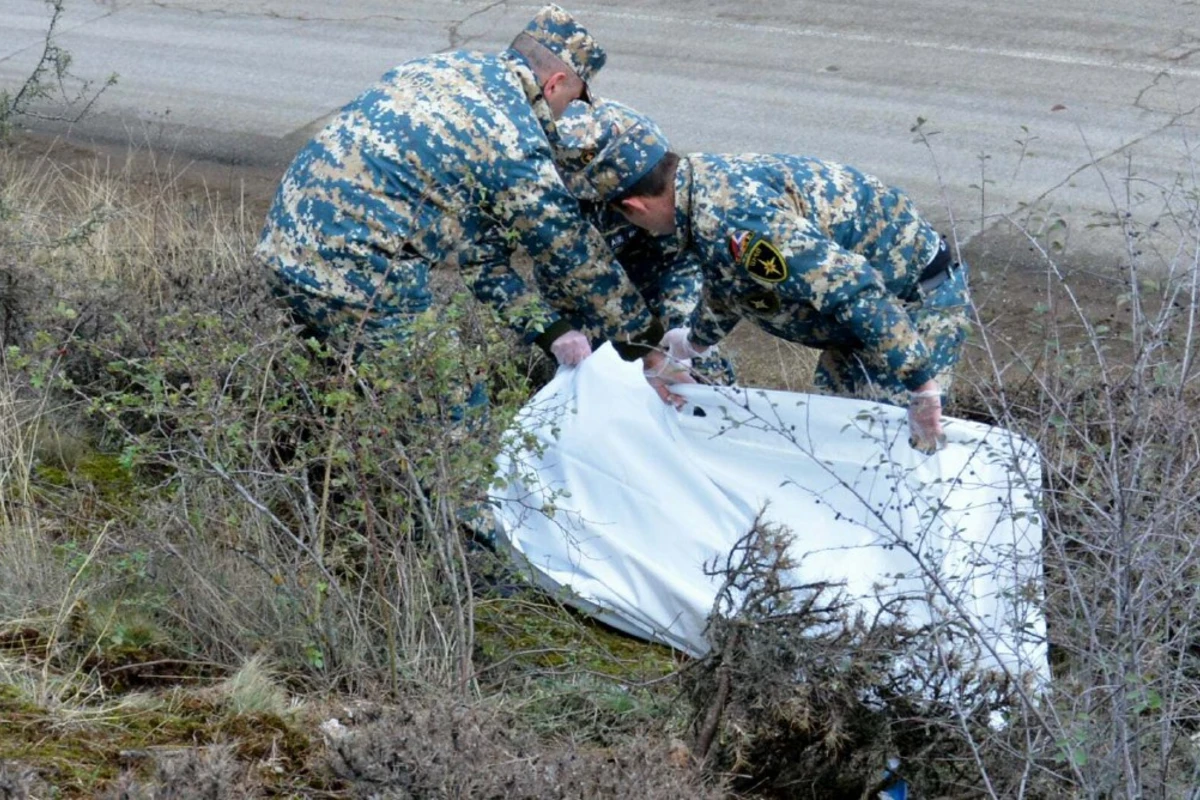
915, 241, 954, 295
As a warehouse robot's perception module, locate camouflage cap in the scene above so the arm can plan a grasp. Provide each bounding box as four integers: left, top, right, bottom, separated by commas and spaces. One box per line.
557, 99, 669, 202
553, 98, 629, 192
523, 4, 607, 85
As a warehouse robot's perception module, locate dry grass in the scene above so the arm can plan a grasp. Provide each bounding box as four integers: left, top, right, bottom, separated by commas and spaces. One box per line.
5, 109, 1200, 797
721, 322, 819, 391
0, 141, 708, 796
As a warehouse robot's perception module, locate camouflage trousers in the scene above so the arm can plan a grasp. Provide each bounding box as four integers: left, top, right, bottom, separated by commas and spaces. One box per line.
813, 263, 971, 406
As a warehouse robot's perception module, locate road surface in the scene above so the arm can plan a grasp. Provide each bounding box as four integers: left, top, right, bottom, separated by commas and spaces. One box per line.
3, 0, 1199, 257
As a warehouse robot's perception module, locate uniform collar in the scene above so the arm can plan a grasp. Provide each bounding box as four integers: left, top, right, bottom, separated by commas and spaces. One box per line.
672, 156, 694, 252
504, 49, 559, 144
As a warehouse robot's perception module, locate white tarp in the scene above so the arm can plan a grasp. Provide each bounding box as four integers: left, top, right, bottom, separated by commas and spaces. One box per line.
492, 345, 1047, 680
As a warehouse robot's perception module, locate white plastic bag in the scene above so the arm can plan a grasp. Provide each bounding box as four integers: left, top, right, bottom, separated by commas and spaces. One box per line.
492, 345, 1046, 680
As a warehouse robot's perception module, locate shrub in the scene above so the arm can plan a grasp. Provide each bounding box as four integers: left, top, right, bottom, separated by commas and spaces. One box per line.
323, 691, 721, 799
682, 520, 1040, 798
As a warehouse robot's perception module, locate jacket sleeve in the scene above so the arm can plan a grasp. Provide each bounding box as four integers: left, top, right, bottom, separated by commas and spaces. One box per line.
689, 278, 743, 348
462, 232, 573, 349
736, 204, 935, 390
481, 156, 664, 359
654, 251, 704, 330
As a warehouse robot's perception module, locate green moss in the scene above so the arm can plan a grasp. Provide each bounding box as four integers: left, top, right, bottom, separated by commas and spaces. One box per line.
472, 594, 686, 741
474, 595, 679, 680
32, 463, 70, 487
30, 450, 142, 523
75, 452, 135, 499
0, 688, 325, 799
0, 692, 123, 794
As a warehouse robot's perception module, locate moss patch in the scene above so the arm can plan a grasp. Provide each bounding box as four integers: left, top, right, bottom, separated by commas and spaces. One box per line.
474, 594, 679, 680
0, 689, 333, 798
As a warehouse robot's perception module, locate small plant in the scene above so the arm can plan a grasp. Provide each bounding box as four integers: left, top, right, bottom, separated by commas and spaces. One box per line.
218, 654, 290, 717
0, 0, 117, 143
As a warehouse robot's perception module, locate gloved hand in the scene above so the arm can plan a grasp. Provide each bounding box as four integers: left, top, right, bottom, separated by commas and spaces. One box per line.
660, 327, 712, 361
643, 349, 694, 409
907, 383, 947, 455
549, 329, 592, 366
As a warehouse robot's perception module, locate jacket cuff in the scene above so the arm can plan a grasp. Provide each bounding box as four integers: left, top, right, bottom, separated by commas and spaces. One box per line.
533, 318, 575, 356
689, 329, 720, 350
901, 364, 937, 392
611, 319, 665, 361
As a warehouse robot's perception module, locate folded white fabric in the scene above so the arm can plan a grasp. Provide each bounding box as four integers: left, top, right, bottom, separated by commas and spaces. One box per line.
492, 344, 1047, 681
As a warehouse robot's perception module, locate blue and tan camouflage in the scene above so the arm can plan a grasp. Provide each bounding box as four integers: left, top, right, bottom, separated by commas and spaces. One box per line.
661, 154, 969, 398
551, 98, 734, 382
560, 102, 670, 202
256, 21, 663, 359
522, 4, 607, 85
553, 98, 613, 198
813, 262, 969, 403
554, 98, 668, 202
552, 98, 692, 328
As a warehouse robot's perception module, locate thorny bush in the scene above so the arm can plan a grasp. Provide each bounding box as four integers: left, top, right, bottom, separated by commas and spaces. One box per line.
682, 519, 1044, 799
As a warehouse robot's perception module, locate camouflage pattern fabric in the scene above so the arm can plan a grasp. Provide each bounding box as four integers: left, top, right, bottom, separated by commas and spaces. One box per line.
575, 121, 670, 204
569, 202, 737, 383
552, 98, 735, 382
565, 202, 697, 328
522, 3, 606, 85
554, 99, 694, 328
256, 44, 659, 355
670, 154, 969, 396
814, 263, 970, 403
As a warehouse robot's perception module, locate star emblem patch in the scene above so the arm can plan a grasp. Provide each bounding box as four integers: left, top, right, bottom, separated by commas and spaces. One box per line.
744, 291, 780, 314
737, 234, 788, 283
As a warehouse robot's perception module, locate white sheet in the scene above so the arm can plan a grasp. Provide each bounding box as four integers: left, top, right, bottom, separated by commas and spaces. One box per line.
492, 345, 1047, 680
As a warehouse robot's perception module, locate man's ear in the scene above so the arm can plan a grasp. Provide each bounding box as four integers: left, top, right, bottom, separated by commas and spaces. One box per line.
542, 71, 570, 97
614, 196, 648, 215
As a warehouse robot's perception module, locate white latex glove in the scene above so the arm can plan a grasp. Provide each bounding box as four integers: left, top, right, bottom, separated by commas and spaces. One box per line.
660, 327, 712, 361
907, 385, 947, 455
549, 329, 592, 366
643, 350, 693, 409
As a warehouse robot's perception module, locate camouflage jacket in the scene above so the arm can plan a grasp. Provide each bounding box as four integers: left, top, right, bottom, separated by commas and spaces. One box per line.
256, 49, 660, 353
579, 202, 701, 330
676, 154, 942, 390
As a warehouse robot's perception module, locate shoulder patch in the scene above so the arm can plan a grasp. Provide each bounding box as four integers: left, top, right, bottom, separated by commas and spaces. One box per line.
743, 290, 780, 315
740, 236, 788, 283
728, 231, 752, 262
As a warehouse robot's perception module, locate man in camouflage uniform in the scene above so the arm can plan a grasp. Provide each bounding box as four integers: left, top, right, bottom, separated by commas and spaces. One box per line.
551, 98, 734, 384
255, 5, 664, 373
571, 115, 970, 453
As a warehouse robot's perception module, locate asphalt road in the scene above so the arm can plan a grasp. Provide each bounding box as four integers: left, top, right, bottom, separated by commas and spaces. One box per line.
3, 0, 1200, 257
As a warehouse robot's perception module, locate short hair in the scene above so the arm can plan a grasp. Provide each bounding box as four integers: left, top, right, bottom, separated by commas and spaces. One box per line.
510, 32, 584, 91
613, 151, 680, 201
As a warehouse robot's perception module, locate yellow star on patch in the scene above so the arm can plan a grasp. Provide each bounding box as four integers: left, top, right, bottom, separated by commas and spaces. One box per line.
740, 237, 789, 283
